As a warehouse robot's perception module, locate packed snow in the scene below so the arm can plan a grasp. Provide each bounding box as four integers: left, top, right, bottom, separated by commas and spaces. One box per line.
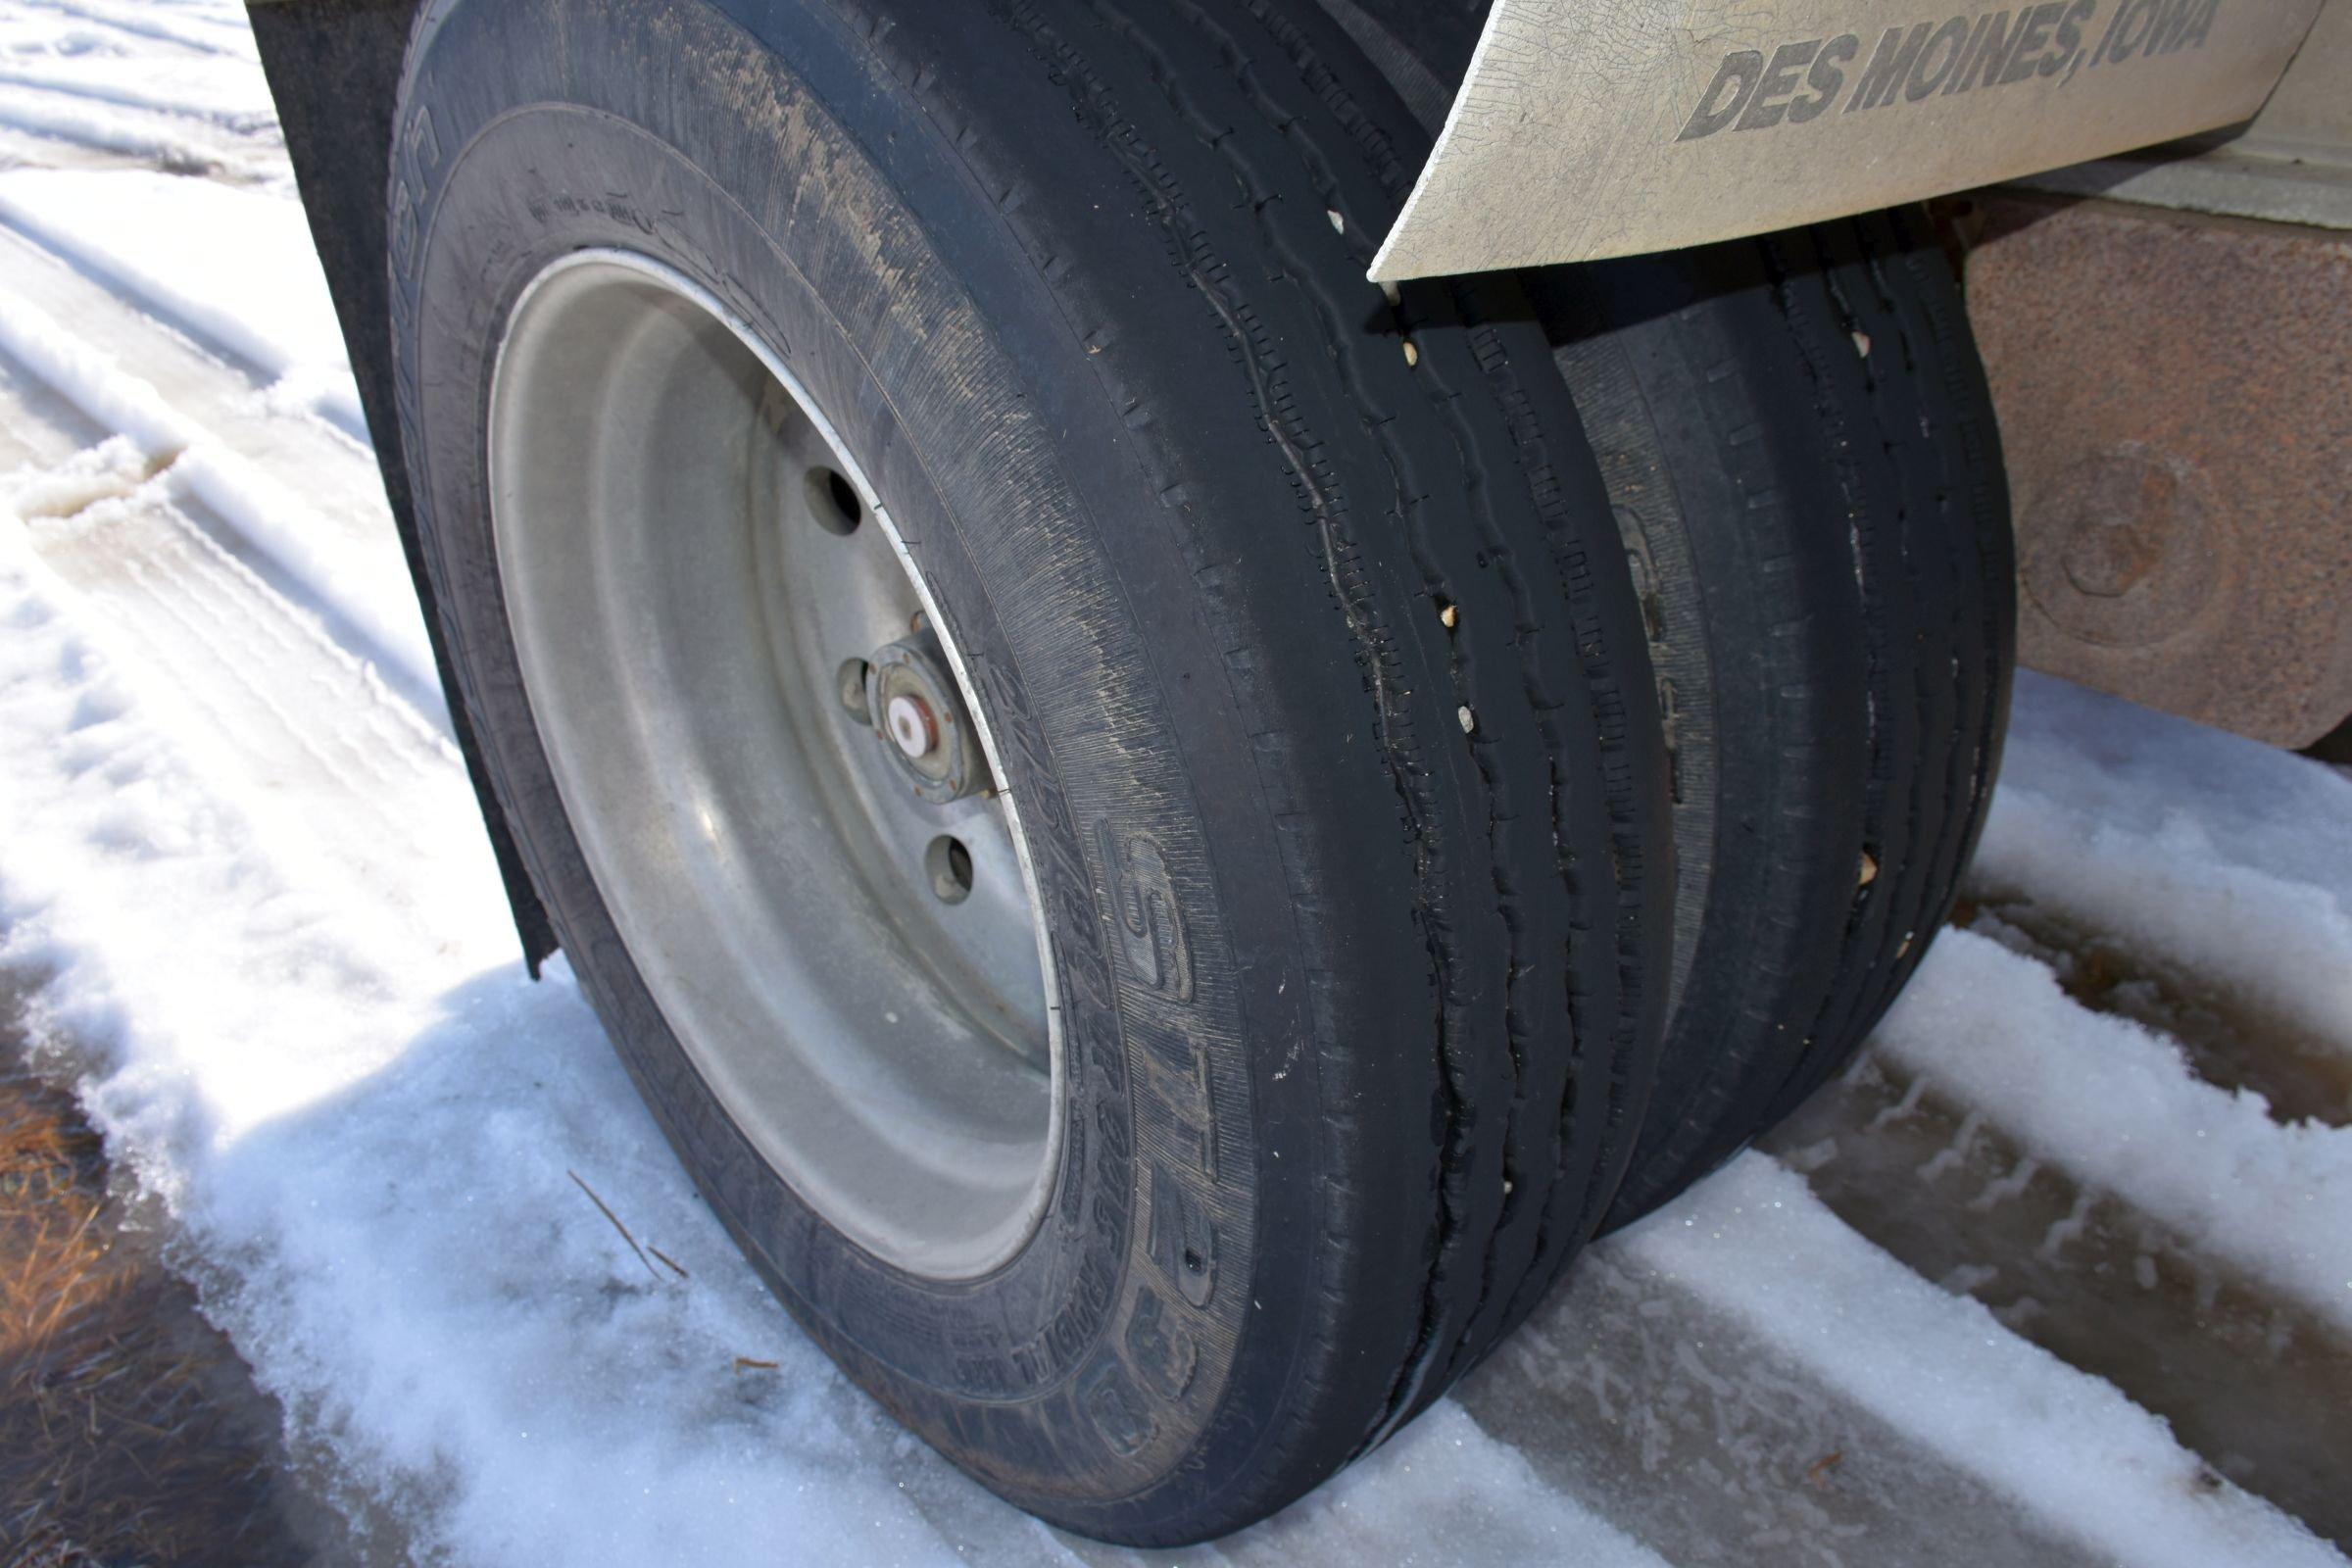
0, 2, 2345, 1564
1616, 1153, 2341, 1568
1871, 916, 2352, 1331
0, 166, 365, 429
1973, 670, 2352, 1096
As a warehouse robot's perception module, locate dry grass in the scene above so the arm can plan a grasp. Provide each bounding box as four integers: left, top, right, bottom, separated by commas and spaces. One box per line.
0, 1050, 313, 1566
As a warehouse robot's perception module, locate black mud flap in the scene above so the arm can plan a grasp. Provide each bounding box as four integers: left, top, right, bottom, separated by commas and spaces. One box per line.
247, 0, 559, 972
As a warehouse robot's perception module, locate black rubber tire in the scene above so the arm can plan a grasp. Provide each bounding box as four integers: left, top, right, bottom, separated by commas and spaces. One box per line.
389, 0, 1670, 1545
1328, 0, 2016, 1227
1543, 223, 2015, 1225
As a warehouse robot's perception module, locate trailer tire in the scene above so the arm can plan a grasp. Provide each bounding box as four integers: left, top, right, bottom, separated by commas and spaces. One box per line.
1322, 0, 2016, 1228
389, 0, 1670, 1544
1536, 218, 2016, 1227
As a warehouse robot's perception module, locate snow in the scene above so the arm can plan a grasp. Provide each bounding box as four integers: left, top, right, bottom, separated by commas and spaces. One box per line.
1972, 668, 2352, 1074
0, 78, 224, 168
1617, 1154, 2343, 1568
0, 56, 273, 127
31, 0, 255, 62
0, 249, 437, 698
0, 505, 1013, 1565
0, 515, 1670, 1563
0, 2, 2345, 1564
0, 51, 268, 125
1869, 928, 2352, 1329
0, 0, 276, 178
0, 167, 362, 429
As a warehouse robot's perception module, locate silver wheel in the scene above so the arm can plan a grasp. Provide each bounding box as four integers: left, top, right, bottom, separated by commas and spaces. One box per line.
488, 250, 1059, 1280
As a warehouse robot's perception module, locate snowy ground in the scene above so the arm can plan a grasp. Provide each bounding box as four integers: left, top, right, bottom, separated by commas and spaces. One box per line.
0, 4, 2347, 1564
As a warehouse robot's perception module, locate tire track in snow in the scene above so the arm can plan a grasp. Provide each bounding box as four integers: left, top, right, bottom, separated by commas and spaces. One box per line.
0, 225, 360, 485
0, 338, 102, 468
0, 64, 277, 129
3, 445, 496, 970
26, 0, 256, 60
1457, 1153, 2344, 1568
0, 236, 439, 714
0, 170, 368, 436
1769, 1048, 2352, 1548
1970, 671, 2352, 1088
1855, 929, 2352, 1338
1958, 893, 2352, 1130
0, 80, 248, 173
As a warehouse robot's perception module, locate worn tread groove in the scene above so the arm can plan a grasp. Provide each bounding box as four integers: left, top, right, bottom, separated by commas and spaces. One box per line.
1001, 0, 1665, 1459
1108, 0, 1486, 1446
1168, 0, 1539, 1418
1758, 222, 1926, 1122
1753, 216, 1992, 1135
1319, 0, 2010, 1262
992, 0, 1475, 1462
1165, 0, 1662, 1427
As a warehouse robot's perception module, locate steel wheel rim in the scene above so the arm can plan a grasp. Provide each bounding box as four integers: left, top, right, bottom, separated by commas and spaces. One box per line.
488, 249, 1060, 1280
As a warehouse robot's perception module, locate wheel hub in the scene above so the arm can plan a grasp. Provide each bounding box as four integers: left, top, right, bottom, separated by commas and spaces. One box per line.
862, 635, 992, 803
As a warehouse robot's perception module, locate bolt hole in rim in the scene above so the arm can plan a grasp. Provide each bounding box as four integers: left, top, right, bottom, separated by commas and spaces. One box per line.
810, 465, 863, 535
488, 250, 1061, 1280
837, 658, 873, 719
929, 836, 975, 905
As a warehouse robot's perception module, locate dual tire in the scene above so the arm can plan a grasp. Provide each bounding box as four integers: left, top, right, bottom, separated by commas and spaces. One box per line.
390, 0, 2010, 1544
1330, 0, 2015, 1226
